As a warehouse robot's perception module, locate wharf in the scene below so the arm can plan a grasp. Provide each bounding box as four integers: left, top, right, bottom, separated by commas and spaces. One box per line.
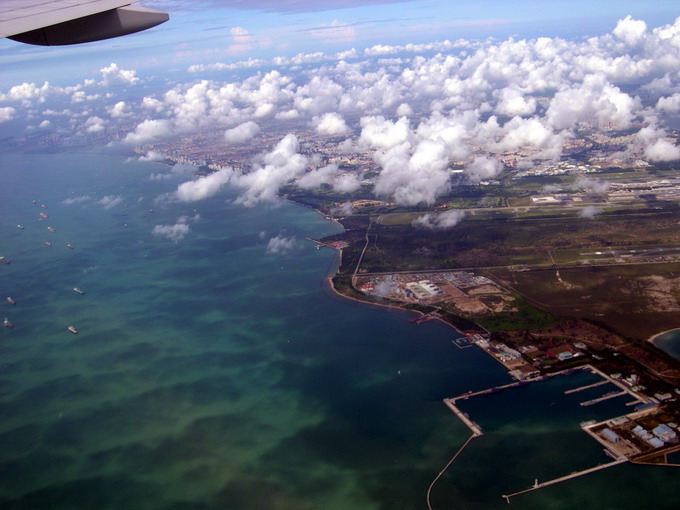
579, 390, 628, 407
502, 458, 627, 503
443, 399, 483, 437
443, 379, 536, 436
564, 379, 609, 394
450, 379, 530, 403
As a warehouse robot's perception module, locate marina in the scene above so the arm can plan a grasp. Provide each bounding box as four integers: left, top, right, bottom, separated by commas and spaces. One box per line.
436, 364, 674, 502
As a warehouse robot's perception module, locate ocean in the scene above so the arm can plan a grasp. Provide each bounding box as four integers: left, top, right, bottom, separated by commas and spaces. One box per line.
1, 151, 678, 509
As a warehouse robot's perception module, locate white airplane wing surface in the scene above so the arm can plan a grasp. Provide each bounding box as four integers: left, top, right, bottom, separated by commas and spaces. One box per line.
0, 0, 168, 46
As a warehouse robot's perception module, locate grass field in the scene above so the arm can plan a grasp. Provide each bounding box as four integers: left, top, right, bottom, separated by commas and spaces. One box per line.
487, 263, 680, 340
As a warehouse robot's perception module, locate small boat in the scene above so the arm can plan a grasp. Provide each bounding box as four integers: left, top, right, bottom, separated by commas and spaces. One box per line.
0, 257, 10, 265
47, 227, 56, 232
41, 204, 47, 209
32, 200, 37, 204
17, 225, 24, 229
3, 318, 13, 329
67, 244, 74, 249
6, 297, 16, 305
72, 287, 85, 295
39, 212, 48, 219
44, 241, 52, 246
67, 325, 78, 334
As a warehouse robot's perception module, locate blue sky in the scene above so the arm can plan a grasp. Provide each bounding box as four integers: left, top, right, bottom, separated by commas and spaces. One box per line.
0, 0, 678, 86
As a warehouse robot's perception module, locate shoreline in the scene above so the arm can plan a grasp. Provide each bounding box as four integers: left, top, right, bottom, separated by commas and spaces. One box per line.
647, 328, 680, 345
322, 274, 469, 338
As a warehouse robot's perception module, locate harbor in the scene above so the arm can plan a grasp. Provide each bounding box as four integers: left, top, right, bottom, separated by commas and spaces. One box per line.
434, 364, 679, 503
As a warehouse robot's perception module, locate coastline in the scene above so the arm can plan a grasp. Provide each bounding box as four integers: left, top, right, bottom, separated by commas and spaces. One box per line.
322, 274, 470, 338
647, 328, 680, 345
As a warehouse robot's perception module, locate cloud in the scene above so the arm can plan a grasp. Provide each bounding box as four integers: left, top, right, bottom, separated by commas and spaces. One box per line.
99, 195, 123, 209
149, 162, 197, 181
331, 201, 354, 216
297, 164, 339, 189
139, 151, 166, 162
657, 93, 680, 113
124, 119, 173, 144
613, 15, 647, 47
578, 205, 602, 219
99, 63, 139, 86
151, 214, 199, 242
110, 101, 130, 118
313, 112, 350, 136
494, 87, 536, 117
644, 139, 680, 162
309, 20, 356, 44
84, 116, 106, 133
0, 107, 16, 123
227, 26, 254, 54
333, 172, 362, 193
152, 222, 190, 242
546, 74, 640, 130
224, 121, 261, 143
62, 195, 91, 205
174, 167, 234, 201
574, 176, 610, 194
232, 134, 308, 206
374, 279, 396, 297
359, 116, 412, 151
412, 209, 465, 230
465, 156, 503, 183
265, 234, 296, 254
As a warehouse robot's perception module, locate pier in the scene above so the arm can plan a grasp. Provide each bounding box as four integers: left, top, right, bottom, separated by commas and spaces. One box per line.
502, 458, 627, 503
564, 379, 609, 394
443, 399, 483, 437
449, 379, 530, 402
579, 390, 628, 406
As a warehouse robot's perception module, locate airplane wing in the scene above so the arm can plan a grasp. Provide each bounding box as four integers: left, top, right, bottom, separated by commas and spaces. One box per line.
0, 0, 168, 46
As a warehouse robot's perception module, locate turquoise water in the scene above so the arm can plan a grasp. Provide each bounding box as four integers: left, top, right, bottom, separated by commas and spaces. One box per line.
1, 152, 679, 509
654, 330, 680, 362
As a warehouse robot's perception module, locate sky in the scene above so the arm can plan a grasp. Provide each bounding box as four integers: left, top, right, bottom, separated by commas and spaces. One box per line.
0, 0, 678, 85
1, 0, 680, 215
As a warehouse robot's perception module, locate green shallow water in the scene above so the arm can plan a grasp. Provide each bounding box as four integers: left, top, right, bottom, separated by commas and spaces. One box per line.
1, 152, 679, 509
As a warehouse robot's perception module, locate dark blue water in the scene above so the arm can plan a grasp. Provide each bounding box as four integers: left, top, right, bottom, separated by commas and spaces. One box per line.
654, 330, 680, 362
1, 152, 678, 509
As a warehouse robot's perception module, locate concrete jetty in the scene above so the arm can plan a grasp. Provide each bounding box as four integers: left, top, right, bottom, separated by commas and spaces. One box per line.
579, 390, 628, 406
502, 458, 627, 502
444, 399, 483, 437
564, 379, 609, 394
